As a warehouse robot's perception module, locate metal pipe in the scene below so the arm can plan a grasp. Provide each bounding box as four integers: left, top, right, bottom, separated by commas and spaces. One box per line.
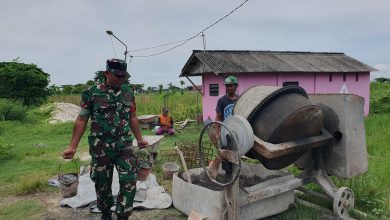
295, 191, 373, 220
294, 197, 333, 215
297, 187, 332, 201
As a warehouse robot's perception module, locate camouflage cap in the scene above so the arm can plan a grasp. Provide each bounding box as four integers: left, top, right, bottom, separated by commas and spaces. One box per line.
106, 59, 130, 76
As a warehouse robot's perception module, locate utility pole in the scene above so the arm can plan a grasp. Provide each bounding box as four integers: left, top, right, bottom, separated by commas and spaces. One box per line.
106, 30, 128, 62
202, 32, 206, 51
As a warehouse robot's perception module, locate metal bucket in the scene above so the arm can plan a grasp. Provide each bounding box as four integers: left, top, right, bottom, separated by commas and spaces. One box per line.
163, 162, 179, 179
58, 160, 79, 198
137, 160, 152, 181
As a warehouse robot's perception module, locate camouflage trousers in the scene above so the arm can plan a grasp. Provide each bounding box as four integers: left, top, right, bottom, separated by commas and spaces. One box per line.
88, 136, 139, 217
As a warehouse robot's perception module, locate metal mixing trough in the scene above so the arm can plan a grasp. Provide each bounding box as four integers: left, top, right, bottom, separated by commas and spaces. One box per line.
172, 85, 367, 220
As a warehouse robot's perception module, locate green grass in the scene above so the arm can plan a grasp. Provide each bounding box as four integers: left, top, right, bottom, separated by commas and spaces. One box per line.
0, 119, 90, 196
353, 114, 390, 218
48, 94, 80, 106
136, 92, 202, 121
370, 82, 390, 114
366, 114, 390, 157
0, 199, 45, 220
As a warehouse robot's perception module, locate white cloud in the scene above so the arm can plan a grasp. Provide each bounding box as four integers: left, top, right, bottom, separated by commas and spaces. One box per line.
371, 64, 390, 80
374, 64, 390, 71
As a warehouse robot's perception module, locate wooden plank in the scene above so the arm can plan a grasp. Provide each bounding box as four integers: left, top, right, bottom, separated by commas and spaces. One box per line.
138, 114, 157, 123
180, 119, 190, 129
252, 130, 333, 159
175, 146, 192, 183
186, 76, 203, 96
226, 179, 239, 220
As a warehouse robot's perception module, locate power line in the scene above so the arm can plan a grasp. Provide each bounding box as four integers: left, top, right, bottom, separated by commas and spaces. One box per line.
131, 37, 192, 58
130, 0, 249, 58
128, 37, 200, 52
196, 0, 249, 38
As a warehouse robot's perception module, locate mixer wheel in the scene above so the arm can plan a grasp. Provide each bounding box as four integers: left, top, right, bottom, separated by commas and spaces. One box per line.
332, 187, 354, 219
199, 121, 241, 187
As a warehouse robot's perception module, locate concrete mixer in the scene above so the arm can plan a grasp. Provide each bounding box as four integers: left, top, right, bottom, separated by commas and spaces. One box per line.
172, 85, 367, 220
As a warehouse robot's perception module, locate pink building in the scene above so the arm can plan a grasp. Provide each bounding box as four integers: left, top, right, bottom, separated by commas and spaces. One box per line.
180, 50, 376, 120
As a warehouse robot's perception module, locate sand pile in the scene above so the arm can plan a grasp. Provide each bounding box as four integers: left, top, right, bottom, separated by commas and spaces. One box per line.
49, 102, 80, 124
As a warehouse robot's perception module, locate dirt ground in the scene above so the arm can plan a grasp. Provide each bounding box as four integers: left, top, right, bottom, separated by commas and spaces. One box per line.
3, 190, 341, 220
6, 190, 186, 220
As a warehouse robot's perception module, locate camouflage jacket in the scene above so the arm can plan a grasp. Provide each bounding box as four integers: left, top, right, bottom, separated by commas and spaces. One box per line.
80, 83, 136, 142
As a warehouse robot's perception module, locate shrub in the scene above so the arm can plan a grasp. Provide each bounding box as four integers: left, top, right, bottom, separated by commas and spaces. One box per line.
370, 82, 390, 114
0, 62, 50, 106
27, 103, 54, 119
0, 143, 14, 160
14, 172, 47, 195
0, 99, 27, 121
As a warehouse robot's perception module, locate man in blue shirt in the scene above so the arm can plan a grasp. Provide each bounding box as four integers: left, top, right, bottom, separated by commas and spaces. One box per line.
215, 75, 239, 122
209, 76, 239, 177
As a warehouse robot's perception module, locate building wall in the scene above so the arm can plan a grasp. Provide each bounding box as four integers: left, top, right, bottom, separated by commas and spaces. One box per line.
277, 72, 316, 93
237, 73, 277, 93
315, 72, 370, 114
202, 74, 225, 121
202, 72, 370, 121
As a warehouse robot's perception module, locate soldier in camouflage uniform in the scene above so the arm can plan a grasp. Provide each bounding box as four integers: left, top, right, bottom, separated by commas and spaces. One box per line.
63, 59, 148, 220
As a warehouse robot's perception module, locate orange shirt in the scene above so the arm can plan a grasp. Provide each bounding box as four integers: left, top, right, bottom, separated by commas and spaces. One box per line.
158, 114, 173, 128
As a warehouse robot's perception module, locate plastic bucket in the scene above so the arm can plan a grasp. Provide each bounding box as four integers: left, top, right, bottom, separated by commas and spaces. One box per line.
163, 162, 179, 179
58, 160, 79, 198
138, 160, 152, 182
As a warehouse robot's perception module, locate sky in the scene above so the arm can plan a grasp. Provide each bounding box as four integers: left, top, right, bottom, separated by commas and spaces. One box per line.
1, 0, 389, 88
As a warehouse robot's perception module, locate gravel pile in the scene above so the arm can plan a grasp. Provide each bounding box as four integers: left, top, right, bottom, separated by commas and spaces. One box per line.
49, 102, 81, 124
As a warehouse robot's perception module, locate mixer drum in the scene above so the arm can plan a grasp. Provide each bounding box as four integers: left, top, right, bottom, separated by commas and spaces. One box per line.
233, 86, 324, 169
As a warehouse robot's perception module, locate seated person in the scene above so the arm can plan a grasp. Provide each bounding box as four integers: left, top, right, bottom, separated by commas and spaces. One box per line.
155, 107, 175, 135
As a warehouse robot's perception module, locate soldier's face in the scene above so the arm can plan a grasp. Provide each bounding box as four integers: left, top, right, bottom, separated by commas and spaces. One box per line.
105, 71, 127, 89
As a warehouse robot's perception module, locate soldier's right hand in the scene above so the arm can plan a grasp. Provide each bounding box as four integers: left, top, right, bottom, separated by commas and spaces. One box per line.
137, 139, 149, 149
63, 147, 76, 159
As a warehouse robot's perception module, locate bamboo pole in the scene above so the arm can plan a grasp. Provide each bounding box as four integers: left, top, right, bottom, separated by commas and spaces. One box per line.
174, 146, 192, 183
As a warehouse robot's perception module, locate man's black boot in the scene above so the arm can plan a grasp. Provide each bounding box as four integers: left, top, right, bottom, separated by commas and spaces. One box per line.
101, 210, 112, 220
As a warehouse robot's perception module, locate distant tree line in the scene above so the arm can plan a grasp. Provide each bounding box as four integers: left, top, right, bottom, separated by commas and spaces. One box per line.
46, 70, 189, 96
0, 60, 192, 104
49, 71, 147, 95
375, 77, 390, 83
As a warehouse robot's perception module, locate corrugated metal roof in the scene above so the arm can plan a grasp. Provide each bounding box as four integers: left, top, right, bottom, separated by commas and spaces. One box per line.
180, 50, 376, 77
